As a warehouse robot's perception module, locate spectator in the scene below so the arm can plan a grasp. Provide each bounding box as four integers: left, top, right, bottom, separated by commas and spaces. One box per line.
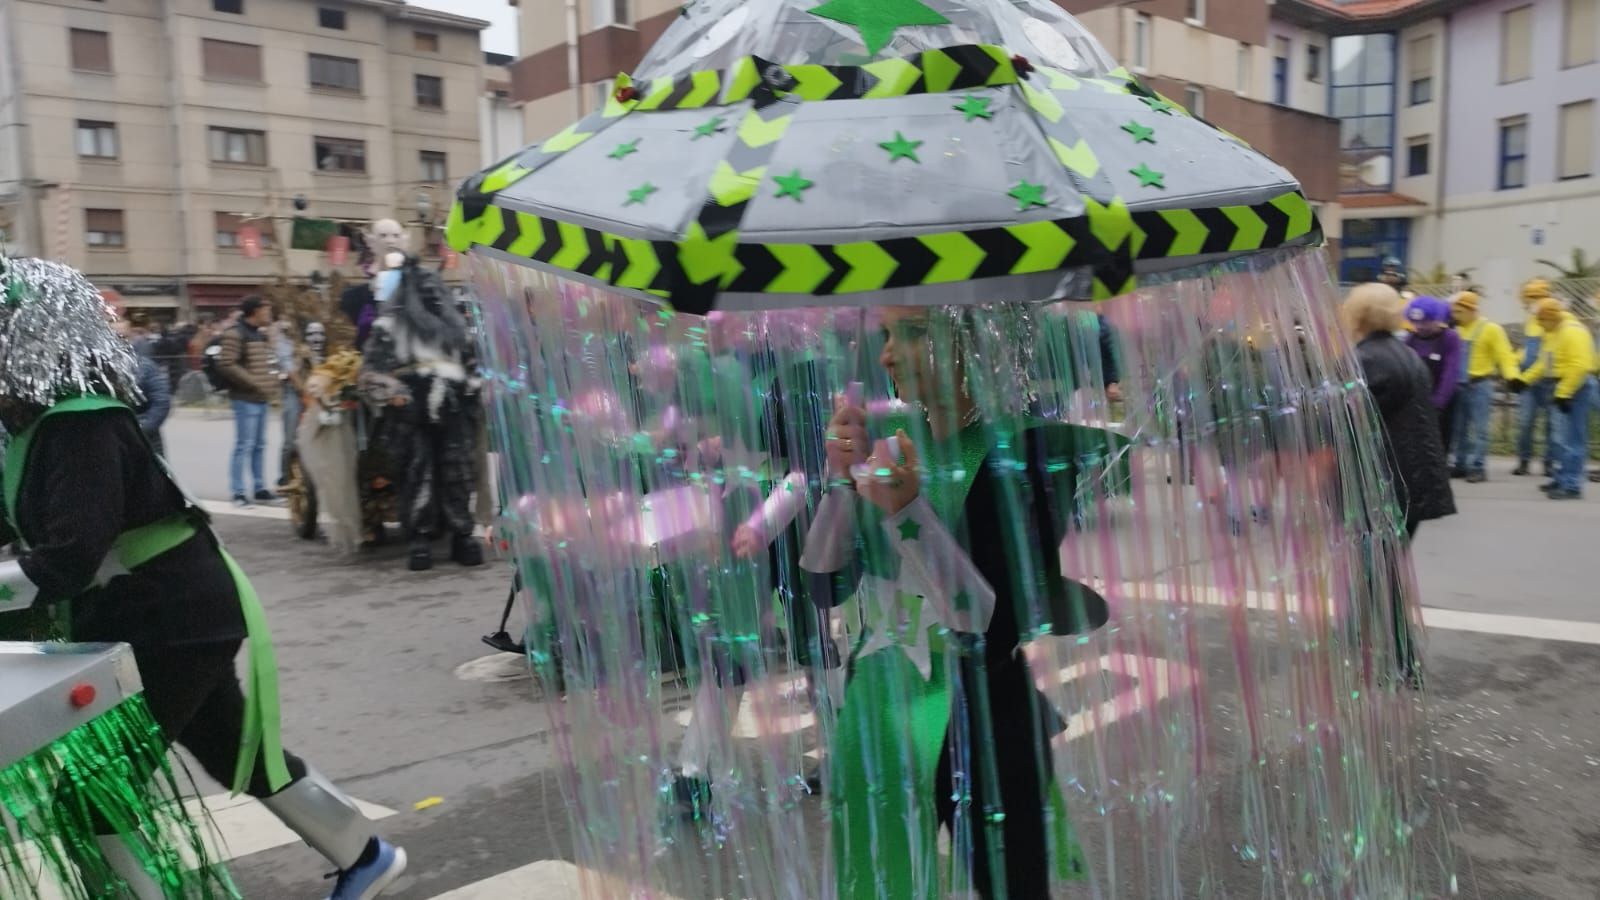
1528, 298, 1597, 500
1401, 296, 1463, 446
1343, 283, 1455, 685
273, 321, 303, 490
114, 319, 172, 455
216, 296, 278, 508
1376, 256, 1408, 293
1511, 279, 1558, 477
1449, 292, 1517, 482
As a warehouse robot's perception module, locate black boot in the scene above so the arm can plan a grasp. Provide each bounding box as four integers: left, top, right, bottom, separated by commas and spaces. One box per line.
451, 533, 484, 567
408, 540, 434, 572
1512, 461, 1530, 476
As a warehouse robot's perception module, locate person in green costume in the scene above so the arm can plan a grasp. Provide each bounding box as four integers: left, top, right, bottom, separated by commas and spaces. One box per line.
0, 256, 406, 900
801, 306, 1110, 899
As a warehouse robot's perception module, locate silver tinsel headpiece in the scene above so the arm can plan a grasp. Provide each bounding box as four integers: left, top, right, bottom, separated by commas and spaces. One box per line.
0, 256, 142, 408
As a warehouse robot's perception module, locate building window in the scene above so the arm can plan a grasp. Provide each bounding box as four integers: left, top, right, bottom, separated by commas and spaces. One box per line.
1236, 43, 1251, 94
1331, 33, 1398, 193
309, 54, 362, 92
1185, 0, 1204, 24
1498, 116, 1528, 189
1272, 36, 1290, 104
415, 74, 444, 108
1338, 217, 1410, 284
213, 0, 243, 12
314, 136, 367, 173
1184, 85, 1205, 118
318, 7, 346, 29
1407, 35, 1434, 105
420, 150, 448, 184
1565, 0, 1597, 68
201, 39, 263, 82
1558, 100, 1594, 179
1501, 5, 1533, 82
1307, 44, 1323, 82
208, 127, 267, 165
214, 212, 273, 249
85, 209, 125, 248
414, 31, 439, 53
1406, 136, 1430, 176
593, 0, 631, 28
69, 29, 112, 73
1133, 14, 1151, 69
76, 121, 118, 159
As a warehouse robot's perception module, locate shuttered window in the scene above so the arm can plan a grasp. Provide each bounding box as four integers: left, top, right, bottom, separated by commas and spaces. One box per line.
202, 38, 262, 82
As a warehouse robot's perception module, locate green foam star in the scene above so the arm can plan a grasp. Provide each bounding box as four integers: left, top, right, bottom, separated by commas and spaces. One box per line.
1140, 95, 1178, 115
0, 584, 13, 603
1008, 180, 1047, 211
879, 131, 923, 163
897, 518, 922, 541
773, 169, 815, 201
1121, 120, 1156, 143
608, 138, 642, 160
625, 182, 659, 206
952, 589, 973, 612
954, 95, 994, 122
692, 115, 726, 140
807, 0, 951, 56
1130, 163, 1166, 189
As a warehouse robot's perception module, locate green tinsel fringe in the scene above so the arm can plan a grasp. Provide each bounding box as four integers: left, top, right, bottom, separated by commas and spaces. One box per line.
0, 694, 237, 899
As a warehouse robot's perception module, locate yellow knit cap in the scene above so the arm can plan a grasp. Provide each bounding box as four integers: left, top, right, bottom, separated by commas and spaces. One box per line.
1452, 291, 1479, 312
1522, 278, 1552, 301
1533, 297, 1565, 319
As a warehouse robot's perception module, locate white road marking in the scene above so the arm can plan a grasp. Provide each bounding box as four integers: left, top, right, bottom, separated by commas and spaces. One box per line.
1420, 607, 1600, 646
428, 859, 684, 900
198, 499, 291, 521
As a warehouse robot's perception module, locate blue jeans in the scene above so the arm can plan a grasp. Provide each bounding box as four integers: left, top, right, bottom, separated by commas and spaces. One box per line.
1554, 378, 1597, 494
279, 382, 302, 484
1451, 379, 1494, 473
230, 399, 269, 498
1516, 379, 1556, 466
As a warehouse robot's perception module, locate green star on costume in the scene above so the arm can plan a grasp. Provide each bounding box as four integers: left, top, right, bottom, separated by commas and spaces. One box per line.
0, 584, 13, 603
879, 131, 923, 163
607, 138, 641, 160
1121, 120, 1156, 143
1130, 163, 1166, 189
807, 0, 952, 56
896, 518, 922, 541
954, 95, 994, 122
624, 182, 659, 206
692, 115, 726, 140
1008, 180, 1047, 211
1140, 95, 1178, 115
773, 169, 815, 201
951, 589, 973, 612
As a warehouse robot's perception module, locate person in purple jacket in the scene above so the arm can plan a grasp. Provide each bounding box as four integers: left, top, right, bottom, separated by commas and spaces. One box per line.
1402, 295, 1464, 445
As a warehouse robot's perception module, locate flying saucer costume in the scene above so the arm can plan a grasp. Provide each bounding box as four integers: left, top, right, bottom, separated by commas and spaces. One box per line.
449, 0, 1454, 896
0, 257, 404, 899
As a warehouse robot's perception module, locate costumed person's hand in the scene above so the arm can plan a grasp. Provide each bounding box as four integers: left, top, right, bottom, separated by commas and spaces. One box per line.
1557, 397, 1574, 414
731, 523, 764, 559
1507, 378, 1527, 393
856, 430, 920, 515
825, 395, 869, 478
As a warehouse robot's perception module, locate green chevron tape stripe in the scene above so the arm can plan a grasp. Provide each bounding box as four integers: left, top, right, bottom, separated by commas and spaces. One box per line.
921, 47, 962, 94
1273, 192, 1316, 239
444, 201, 472, 252
724, 57, 762, 103
765, 244, 832, 293
506, 211, 547, 259
1040, 67, 1081, 91
480, 159, 534, 194
613, 236, 663, 290
918, 231, 983, 283
680, 69, 723, 108
635, 76, 678, 111
862, 57, 921, 98
1024, 84, 1065, 123
1048, 136, 1100, 179
786, 64, 845, 100
832, 241, 896, 292
1157, 207, 1208, 257
1221, 204, 1267, 252
1007, 221, 1076, 274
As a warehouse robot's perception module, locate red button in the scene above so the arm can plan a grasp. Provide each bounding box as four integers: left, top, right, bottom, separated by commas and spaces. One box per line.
69, 683, 97, 709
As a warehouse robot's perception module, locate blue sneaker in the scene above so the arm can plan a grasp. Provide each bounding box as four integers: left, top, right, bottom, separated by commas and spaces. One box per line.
327, 838, 407, 900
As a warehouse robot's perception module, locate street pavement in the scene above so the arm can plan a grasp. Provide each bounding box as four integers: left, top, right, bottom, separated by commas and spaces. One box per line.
103, 413, 1600, 897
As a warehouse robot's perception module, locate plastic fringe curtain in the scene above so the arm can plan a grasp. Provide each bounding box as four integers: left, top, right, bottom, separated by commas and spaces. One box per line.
0, 694, 236, 900
469, 244, 1458, 899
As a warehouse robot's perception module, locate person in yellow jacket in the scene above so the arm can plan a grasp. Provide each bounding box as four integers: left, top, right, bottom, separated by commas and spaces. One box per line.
1449, 292, 1518, 482
1522, 298, 1597, 499
1510, 279, 1557, 477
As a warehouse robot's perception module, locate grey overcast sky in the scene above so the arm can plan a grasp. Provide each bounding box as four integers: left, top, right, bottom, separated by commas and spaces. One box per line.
410, 0, 519, 56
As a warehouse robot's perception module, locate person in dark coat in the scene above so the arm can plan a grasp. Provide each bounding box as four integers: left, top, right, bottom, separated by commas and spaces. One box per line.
1344, 283, 1455, 686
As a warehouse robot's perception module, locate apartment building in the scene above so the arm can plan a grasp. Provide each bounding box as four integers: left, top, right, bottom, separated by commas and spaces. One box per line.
1276, 0, 1596, 315
482, 50, 525, 165
0, 0, 487, 318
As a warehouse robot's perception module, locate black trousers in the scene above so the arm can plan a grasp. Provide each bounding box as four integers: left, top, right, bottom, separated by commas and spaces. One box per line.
79, 639, 308, 834
388, 406, 477, 543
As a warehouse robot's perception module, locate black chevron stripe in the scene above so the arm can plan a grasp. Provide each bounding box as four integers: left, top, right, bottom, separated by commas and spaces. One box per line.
837, 65, 875, 99
575, 228, 613, 277
697, 200, 749, 240
941, 45, 998, 89
660, 74, 699, 110
814, 245, 851, 295
729, 243, 781, 293
530, 217, 562, 264
1254, 199, 1290, 249
649, 241, 684, 294
1131, 210, 1176, 260
490, 207, 521, 252
878, 236, 939, 288
1192, 206, 1236, 256
968, 226, 1027, 279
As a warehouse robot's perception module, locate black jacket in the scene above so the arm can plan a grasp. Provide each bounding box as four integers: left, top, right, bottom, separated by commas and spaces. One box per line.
1356, 332, 1457, 526
0, 408, 246, 648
